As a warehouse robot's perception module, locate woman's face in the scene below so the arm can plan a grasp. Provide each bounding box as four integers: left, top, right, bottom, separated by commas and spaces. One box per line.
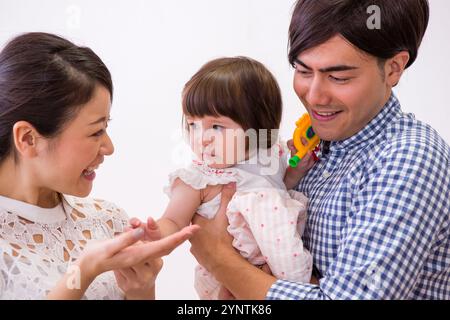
35, 85, 114, 198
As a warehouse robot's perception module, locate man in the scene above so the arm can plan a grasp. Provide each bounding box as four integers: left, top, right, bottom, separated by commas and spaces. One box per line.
189, 0, 449, 299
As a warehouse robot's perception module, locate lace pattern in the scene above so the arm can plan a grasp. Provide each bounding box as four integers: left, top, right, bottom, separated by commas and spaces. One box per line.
0, 195, 128, 300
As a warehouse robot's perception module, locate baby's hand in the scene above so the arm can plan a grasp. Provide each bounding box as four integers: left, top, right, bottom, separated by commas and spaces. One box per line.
284, 139, 316, 190
128, 217, 162, 241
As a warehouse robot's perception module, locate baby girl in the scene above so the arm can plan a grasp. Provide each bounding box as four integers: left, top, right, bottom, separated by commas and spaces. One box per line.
160, 56, 314, 299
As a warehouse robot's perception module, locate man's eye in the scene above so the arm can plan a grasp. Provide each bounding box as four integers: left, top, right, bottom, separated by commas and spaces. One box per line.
329, 75, 349, 83
296, 69, 312, 77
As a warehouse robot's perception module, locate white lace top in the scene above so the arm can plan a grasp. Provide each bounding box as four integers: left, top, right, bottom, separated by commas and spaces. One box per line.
0, 195, 129, 300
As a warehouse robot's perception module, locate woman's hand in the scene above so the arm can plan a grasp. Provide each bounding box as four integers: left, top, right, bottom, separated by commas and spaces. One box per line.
113, 257, 163, 300
80, 224, 198, 278
113, 217, 165, 300
284, 139, 316, 190
48, 224, 198, 300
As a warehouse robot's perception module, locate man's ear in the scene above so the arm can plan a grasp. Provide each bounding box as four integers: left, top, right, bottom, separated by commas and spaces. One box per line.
12, 121, 41, 158
385, 51, 410, 87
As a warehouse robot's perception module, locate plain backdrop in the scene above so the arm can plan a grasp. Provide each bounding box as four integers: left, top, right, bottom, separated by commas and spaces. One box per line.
1, 0, 449, 299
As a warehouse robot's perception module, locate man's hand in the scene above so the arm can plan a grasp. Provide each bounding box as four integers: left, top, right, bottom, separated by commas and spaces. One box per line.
284, 139, 316, 190
190, 182, 237, 275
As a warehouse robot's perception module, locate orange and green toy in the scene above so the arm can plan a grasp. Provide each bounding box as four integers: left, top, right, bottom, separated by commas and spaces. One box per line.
289, 113, 321, 168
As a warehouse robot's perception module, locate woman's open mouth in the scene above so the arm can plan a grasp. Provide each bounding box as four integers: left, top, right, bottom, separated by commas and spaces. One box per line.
82, 166, 98, 181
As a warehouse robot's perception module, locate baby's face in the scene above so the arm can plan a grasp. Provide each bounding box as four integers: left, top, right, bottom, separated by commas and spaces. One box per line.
186, 115, 247, 168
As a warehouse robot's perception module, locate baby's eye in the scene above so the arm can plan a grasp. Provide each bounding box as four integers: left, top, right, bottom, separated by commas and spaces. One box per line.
212, 124, 224, 131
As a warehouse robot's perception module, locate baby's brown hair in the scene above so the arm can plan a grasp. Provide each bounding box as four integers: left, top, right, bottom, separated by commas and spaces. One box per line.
182, 56, 282, 149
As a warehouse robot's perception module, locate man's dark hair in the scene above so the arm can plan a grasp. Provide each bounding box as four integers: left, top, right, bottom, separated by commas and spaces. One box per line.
288, 0, 429, 69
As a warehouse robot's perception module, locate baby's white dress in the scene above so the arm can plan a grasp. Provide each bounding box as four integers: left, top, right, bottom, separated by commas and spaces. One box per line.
0, 195, 128, 299
165, 142, 313, 299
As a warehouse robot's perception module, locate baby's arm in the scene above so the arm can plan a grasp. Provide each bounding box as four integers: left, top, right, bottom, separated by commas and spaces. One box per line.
158, 178, 202, 238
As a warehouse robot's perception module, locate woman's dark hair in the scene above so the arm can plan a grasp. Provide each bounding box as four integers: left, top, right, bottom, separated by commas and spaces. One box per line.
182, 56, 282, 149
0, 32, 113, 163
288, 0, 429, 69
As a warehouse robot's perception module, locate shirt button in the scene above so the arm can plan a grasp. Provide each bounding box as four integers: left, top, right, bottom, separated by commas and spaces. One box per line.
322, 171, 331, 179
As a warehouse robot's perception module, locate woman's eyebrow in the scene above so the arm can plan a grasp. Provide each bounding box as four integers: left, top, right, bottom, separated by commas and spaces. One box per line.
89, 116, 107, 125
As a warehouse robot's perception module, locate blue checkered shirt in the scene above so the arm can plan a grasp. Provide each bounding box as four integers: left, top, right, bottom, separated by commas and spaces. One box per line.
267, 93, 450, 299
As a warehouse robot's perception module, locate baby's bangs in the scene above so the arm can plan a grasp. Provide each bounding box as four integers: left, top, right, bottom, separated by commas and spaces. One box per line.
182, 72, 238, 120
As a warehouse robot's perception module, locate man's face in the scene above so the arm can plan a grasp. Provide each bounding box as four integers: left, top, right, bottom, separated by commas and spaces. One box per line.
293, 35, 392, 141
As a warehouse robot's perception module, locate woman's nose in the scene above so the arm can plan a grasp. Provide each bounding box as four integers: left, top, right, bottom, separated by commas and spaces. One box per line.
100, 133, 114, 156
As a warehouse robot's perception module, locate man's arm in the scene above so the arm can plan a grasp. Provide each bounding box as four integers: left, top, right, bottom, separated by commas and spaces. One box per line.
191, 138, 449, 299
269, 138, 450, 299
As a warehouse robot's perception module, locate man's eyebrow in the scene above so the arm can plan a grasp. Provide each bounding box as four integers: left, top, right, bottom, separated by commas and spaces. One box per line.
294, 58, 358, 73
89, 116, 108, 125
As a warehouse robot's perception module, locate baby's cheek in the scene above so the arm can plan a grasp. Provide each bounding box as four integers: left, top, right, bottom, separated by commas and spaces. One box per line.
190, 137, 201, 156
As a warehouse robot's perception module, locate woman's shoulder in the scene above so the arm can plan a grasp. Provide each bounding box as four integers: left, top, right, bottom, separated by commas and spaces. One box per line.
63, 195, 129, 229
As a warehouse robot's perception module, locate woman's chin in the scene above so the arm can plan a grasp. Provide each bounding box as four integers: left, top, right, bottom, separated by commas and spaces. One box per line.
67, 185, 92, 198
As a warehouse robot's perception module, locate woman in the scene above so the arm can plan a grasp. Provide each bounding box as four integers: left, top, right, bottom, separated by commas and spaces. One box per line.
0, 32, 197, 299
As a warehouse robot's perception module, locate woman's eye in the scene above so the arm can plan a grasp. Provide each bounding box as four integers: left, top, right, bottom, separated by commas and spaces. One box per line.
212, 124, 224, 131
92, 129, 105, 137
188, 122, 197, 129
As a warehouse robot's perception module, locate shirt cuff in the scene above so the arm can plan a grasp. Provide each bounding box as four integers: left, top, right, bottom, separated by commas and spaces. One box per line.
266, 279, 326, 300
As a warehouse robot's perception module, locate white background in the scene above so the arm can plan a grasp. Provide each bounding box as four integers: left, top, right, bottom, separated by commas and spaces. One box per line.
1, 0, 449, 299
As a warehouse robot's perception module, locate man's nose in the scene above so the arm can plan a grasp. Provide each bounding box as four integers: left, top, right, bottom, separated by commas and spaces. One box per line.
306, 77, 332, 107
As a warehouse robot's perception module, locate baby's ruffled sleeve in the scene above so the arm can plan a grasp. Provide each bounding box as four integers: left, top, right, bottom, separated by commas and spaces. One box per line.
164, 165, 238, 197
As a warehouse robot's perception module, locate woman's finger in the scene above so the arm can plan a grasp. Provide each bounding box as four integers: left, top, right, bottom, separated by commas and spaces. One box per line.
104, 228, 144, 257
113, 269, 127, 284
108, 225, 199, 269
138, 225, 200, 259
118, 267, 137, 280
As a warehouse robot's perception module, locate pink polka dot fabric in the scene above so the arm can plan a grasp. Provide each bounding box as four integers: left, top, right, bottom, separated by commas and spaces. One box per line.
165, 143, 313, 299
195, 188, 312, 299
